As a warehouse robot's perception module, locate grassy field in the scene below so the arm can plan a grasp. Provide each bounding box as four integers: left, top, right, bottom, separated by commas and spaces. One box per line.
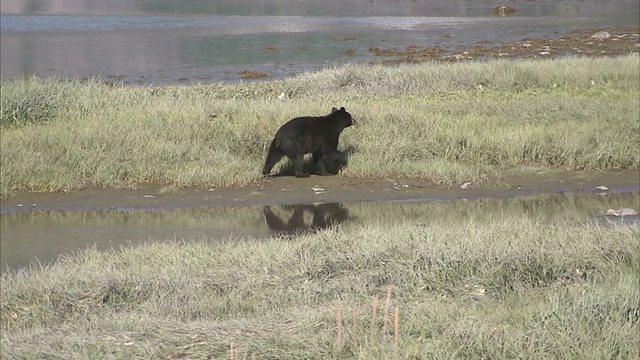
1, 211, 638, 359
1, 55, 639, 196
2, 56, 639, 358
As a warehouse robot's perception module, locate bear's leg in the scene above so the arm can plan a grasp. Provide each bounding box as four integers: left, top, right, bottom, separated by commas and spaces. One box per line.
292, 155, 309, 178
263, 147, 285, 176
313, 151, 330, 176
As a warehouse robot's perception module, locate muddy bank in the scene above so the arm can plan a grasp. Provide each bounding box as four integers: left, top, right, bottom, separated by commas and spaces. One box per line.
1, 170, 638, 214
368, 26, 640, 64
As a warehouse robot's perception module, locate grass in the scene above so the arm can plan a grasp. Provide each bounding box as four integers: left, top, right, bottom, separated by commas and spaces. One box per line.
1, 55, 639, 196
1, 210, 638, 359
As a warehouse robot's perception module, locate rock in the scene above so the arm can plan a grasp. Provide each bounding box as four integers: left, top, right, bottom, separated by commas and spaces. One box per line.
493, 5, 517, 16
596, 185, 608, 191
590, 31, 610, 40
605, 208, 639, 216
460, 181, 473, 190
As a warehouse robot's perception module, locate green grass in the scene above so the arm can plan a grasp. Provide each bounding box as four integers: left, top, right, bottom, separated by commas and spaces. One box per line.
1, 213, 638, 359
1, 55, 639, 196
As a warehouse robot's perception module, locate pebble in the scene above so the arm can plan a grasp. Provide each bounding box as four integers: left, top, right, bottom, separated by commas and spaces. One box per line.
605, 208, 639, 216
591, 31, 611, 40
460, 181, 474, 190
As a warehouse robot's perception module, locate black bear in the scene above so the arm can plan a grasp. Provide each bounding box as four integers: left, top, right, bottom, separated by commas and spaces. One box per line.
262, 107, 354, 178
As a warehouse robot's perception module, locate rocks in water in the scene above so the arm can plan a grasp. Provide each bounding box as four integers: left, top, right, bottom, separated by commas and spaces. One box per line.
605, 208, 639, 216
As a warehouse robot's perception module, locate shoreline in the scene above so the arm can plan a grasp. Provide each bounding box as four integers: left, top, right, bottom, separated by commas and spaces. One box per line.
2, 170, 638, 214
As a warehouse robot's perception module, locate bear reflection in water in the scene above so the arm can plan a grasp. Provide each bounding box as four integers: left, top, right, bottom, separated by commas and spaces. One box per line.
263, 203, 350, 237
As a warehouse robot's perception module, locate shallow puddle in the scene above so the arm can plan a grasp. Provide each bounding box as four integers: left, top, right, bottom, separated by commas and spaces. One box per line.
1, 191, 637, 270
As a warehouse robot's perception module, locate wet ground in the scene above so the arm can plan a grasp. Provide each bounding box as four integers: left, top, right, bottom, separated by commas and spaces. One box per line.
368, 26, 640, 64
2, 170, 639, 213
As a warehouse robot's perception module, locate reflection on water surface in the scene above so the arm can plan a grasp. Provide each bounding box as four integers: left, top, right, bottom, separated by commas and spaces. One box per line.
1, 191, 638, 270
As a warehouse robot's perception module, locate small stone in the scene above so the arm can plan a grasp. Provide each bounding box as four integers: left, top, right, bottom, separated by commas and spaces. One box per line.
590, 31, 610, 40
493, 5, 517, 16
460, 181, 473, 190
540, 51, 550, 56
605, 208, 639, 216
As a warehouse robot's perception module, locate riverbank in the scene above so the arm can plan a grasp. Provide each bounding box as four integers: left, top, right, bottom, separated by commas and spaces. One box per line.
1, 55, 639, 198
1, 169, 638, 214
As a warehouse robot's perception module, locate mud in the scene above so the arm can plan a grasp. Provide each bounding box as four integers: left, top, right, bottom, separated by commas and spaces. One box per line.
2, 170, 638, 214
368, 26, 640, 64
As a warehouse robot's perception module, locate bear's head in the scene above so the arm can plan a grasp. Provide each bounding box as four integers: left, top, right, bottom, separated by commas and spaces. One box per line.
330, 107, 355, 128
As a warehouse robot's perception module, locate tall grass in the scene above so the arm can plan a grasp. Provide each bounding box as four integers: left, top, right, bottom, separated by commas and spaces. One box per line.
1, 55, 638, 196
1, 216, 638, 359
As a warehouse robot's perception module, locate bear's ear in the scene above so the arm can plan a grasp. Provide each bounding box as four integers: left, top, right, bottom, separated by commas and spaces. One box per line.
332, 107, 339, 113
340, 107, 345, 112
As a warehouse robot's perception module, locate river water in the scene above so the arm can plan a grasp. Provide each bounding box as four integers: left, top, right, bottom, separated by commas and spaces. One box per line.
1, 0, 639, 84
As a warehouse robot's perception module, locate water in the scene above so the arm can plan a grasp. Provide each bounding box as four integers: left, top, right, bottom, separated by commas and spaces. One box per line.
1, 0, 638, 84
2, 191, 638, 270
